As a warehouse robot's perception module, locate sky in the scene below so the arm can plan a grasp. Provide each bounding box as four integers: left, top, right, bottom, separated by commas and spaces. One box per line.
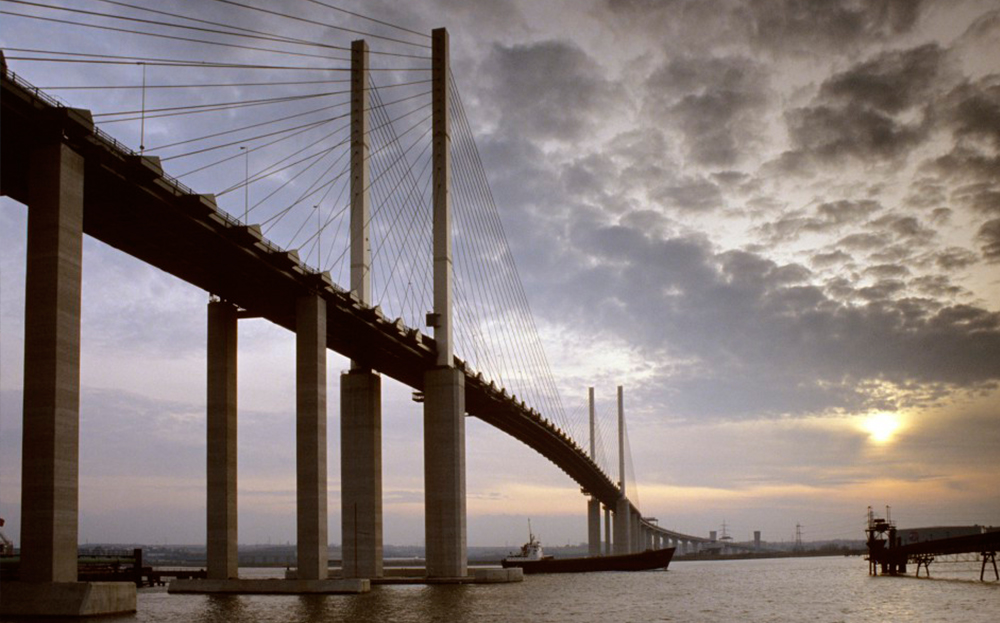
1, 0, 999, 548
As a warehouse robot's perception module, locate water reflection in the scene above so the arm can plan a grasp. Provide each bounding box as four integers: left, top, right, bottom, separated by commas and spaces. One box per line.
415, 586, 474, 623
198, 595, 255, 623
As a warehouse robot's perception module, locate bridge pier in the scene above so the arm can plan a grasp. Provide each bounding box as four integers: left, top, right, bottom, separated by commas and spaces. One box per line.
3, 134, 136, 617
604, 506, 612, 555
423, 367, 466, 578
614, 499, 631, 554
296, 294, 328, 580
632, 512, 641, 552
588, 498, 601, 556
206, 300, 239, 580
340, 370, 382, 578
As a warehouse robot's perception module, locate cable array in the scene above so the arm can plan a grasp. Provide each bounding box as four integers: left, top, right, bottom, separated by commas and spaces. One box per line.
1, 0, 616, 499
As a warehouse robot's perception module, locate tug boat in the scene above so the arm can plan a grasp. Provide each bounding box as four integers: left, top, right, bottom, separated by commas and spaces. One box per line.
501, 524, 674, 574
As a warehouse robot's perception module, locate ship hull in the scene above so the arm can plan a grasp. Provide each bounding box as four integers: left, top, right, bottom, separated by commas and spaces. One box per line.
502, 547, 674, 574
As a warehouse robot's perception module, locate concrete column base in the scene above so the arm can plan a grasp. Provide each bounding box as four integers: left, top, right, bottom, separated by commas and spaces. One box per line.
423, 367, 466, 579
587, 497, 601, 556
340, 369, 383, 579
0, 582, 136, 616
613, 498, 631, 555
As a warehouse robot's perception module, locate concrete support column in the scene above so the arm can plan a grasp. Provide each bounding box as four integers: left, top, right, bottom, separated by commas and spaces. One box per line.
340, 370, 382, 578
613, 498, 631, 555
207, 301, 238, 579
632, 513, 641, 552
20, 141, 85, 584
603, 506, 611, 556
587, 498, 601, 557
296, 294, 328, 580
424, 367, 466, 578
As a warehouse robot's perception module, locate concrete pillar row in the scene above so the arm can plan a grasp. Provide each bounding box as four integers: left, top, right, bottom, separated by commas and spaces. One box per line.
296, 294, 328, 580
207, 301, 239, 579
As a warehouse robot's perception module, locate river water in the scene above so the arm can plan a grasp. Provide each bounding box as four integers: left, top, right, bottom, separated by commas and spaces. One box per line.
3, 556, 996, 622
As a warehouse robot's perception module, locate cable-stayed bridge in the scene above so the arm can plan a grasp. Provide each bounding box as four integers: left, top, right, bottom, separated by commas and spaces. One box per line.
1, 1, 710, 614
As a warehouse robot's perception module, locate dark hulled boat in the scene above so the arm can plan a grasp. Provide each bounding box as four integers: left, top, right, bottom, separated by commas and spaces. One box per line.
501, 529, 674, 574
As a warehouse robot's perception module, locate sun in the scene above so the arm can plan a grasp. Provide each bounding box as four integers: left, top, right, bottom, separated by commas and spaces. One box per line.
862, 412, 902, 443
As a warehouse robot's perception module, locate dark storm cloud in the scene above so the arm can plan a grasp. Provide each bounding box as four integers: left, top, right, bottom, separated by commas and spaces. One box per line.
865, 264, 910, 280
644, 54, 770, 167
811, 250, 853, 268
651, 177, 723, 212
932, 247, 978, 271
911, 275, 965, 299
546, 218, 1000, 420
820, 44, 945, 114
757, 199, 881, 243
778, 44, 957, 168
746, 0, 925, 54
785, 103, 928, 163
978, 218, 1000, 262
483, 40, 620, 142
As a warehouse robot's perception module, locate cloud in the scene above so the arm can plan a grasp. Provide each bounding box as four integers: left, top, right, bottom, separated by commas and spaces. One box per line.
746, 0, 925, 54
537, 217, 1000, 420
482, 40, 622, 143
978, 218, 1000, 261
757, 199, 882, 243
644, 54, 771, 167
820, 44, 945, 114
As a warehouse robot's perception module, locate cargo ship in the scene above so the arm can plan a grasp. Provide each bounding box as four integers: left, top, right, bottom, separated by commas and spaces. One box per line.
501, 527, 674, 574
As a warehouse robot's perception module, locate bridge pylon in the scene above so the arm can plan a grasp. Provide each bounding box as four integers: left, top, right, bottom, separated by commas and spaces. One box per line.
423, 27, 467, 579
340, 37, 384, 580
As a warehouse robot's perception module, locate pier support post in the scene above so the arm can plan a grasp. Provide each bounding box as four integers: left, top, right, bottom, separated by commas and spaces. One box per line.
632, 512, 641, 552
340, 370, 382, 578
587, 498, 601, 556
3, 127, 136, 617
207, 300, 238, 579
424, 367, 466, 578
20, 140, 85, 586
614, 498, 631, 554
604, 506, 611, 555
296, 294, 328, 580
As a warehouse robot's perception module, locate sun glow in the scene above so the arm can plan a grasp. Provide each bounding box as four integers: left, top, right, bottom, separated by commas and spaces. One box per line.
862, 412, 902, 443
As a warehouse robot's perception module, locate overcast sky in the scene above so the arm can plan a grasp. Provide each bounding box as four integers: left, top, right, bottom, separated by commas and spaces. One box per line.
2, 0, 999, 548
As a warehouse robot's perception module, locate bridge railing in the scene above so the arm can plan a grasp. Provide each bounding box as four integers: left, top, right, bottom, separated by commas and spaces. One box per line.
3, 65, 323, 277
